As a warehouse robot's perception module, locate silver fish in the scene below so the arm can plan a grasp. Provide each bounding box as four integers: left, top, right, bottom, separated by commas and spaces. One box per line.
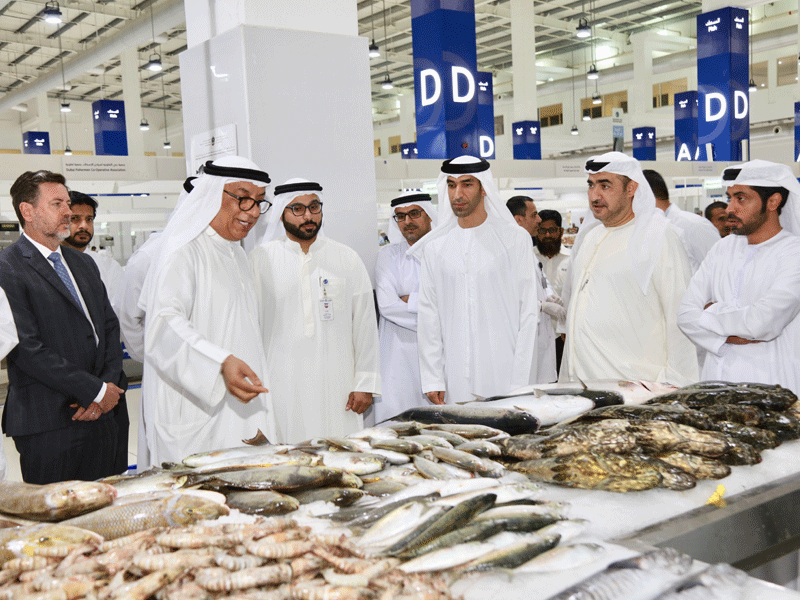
224, 490, 300, 516
189, 451, 321, 474
656, 563, 747, 599
315, 451, 387, 475
403, 435, 455, 450
423, 423, 508, 440
431, 447, 505, 478
182, 444, 295, 468
346, 426, 399, 441
456, 439, 502, 458
103, 470, 188, 497
200, 465, 344, 491
516, 542, 606, 573
357, 501, 440, 549
0, 479, 116, 521
422, 429, 470, 446
291, 487, 366, 507
459, 533, 561, 572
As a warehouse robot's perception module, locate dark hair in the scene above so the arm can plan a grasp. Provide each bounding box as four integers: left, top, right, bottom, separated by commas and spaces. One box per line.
642, 169, 668, 202
506, 195, 533, 218
704, 201, 728, 220
68, 190, 98, 218
750, 186, 789, 215
10, 170, 67, 226
538, 209, 562, 228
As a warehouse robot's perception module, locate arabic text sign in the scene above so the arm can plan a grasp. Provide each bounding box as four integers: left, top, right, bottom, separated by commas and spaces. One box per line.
512, 120, 541, 160
92, 99, 128, 156
697, 7, 749, 161
400, 142, 418, 159
22, 131, 50, 155
632, 127, 656, 161
412, 0, 479, 159
674, 91, 699, 161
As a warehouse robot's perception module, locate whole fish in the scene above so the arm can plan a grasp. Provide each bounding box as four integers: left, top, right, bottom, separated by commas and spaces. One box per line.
414, 455, 461, 481
550, 548, 694, 600
456, 440, 502, 458
322, 437, 370, 453
481, 386, 623, 407
399, 539, 504, 573
656, 452, 731, 480
224, 490, 299, 516
422, 423, 508, 440
649, 386, 795, 412
576, 404, 714, 431
458, 533, 561, 573
536, 519, 589, 544
482, 395, 598, 427
102, 470, 188, 497
511, 451, 662, 493
0, 479, 116, 521
382, 421, 421, 435
683, 381, 797, 403
0, 523, 103, 563
366, 447, 412, 465
357, 501, 442, 549
473, 503, 568, 522
629, 421, 731, 457
431, 447, 505, 478
338, 493, 441, 527
656, 563, 748, 599
314, 451, 387, 475
199, 465, 344, 491
188, 451, 321, 474
499, 380, 677, 405
638, 456, 696, 491
61, 493, 228, 539
370, 438, 424, 455
388, 406, 540, 436
705, 421, 778, 450
345, 426, 399, 441
499, 420, 635, 460
361, 480, 408, 497
291, 487, 366, 507
403, 435, 455, 450
420, 429, 470, 446
182, 444, 295, 468
516, 542, 606, 573
382, 493, 497, 556
398, 520, 506, 559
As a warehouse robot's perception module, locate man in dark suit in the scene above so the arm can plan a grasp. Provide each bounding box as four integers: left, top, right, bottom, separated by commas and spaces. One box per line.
0, 170, 126, 483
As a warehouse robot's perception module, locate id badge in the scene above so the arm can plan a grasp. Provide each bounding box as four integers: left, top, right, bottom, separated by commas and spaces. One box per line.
320, 297, 334, 321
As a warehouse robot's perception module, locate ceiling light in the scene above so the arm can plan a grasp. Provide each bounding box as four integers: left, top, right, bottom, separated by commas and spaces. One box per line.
587, 64, 599, 80
381, 74, 394, 90
145, 53, 162, 72
592, 92, 602, 105
163, 140, 171, 149
749, 79, 757, 92
571, 125, 579, 135
64, 146, 72, 156
43, 1, 62, 24
369, 40, 380, 58
60, 101, 71, 112
576, 18, 591, 38
139, 118, 150, 131
582, 113, 591, 121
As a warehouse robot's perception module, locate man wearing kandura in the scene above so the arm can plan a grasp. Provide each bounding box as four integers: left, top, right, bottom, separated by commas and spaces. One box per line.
250, 179, 380, 442
139, 156, 277, 468
559, 152, 698, 386
534, 209, 570, 372
678, 160, 800, 396
412, 156, 538, 405
372, 191, 436, 423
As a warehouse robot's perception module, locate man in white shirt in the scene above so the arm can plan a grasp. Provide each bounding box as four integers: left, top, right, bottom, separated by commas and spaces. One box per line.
643, 169, 720, 273
411, 156, 538, 404
250, 179, 380, 442
534, 209, 570, 371
372, 191, 435, 422
678, 160, 800, 396
140, 157, 277, 467
560, 152, 698, 386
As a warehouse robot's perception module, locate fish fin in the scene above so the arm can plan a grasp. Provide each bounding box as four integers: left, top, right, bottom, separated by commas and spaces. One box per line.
576, 378, 588, 390
242, 429, 270, 446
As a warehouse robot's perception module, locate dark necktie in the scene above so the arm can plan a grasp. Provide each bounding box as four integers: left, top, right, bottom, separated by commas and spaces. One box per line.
48, 252, 82, 307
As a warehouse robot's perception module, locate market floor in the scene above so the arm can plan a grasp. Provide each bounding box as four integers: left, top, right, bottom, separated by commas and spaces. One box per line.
2, 384, 141, 483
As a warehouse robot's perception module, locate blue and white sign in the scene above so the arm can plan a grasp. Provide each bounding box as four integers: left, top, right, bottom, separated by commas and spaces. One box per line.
92, 99, 128, 156
674, 91, 699, 161
477, 71, 495, 159
632, 127, 656, 161
697, 7, 749, 161
22, 131, 50, 155
401, 142, 418, 159
411, 0, 479, 159
794, 102, 800, 163
512, 120, 541, 160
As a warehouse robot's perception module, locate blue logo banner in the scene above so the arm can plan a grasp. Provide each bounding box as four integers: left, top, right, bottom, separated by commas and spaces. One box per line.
22, 131, 50, 155
674, 91, 698, 161
697, 7, 749, 161
477, 71, 495, 159
632, 127, 656, 161
401, 143, 418, 159
512, 120, 541, 160
411, 0, 479, 159
92, 99, 128, 156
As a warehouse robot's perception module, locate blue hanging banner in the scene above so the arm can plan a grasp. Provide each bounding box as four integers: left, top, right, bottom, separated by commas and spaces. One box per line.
794, 102, 800, 163
632, 127, 656, 161
477, 71, 495, 159
411, 0, 479, 159
512, 120, 541, 160
697, 7, 749, 161
92, 99, 128, 156
674, 91, 699, 161
22, 131, 50, 154
400, 142, 418, 159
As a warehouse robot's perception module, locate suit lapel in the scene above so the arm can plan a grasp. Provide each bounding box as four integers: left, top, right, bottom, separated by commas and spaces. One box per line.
19, 237, 85, 315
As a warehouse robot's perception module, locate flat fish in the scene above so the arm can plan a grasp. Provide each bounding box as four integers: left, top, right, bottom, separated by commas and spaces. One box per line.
224, 490, 300, 516
0, 480, 116, 521
388, 406, 540, 436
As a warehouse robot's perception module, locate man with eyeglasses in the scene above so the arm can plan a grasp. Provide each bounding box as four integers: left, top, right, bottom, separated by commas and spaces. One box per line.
371, 191, 436, 423
137, 157, 277, 468
534, 209, 570, 371
410, 156, 538, 405
250, 178, 380, 442
559, 152, 697, 386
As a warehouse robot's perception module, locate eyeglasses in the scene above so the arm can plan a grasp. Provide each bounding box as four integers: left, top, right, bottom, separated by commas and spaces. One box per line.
537, 226, 561, 236
224, 189, 272, 214
393, 209, 424, 223
285, 200, 323, 216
